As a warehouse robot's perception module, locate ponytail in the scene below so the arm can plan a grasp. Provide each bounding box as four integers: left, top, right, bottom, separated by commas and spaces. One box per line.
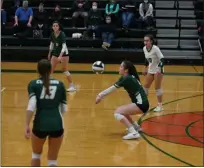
123, 61, 140, 82
42, 72, 50, 96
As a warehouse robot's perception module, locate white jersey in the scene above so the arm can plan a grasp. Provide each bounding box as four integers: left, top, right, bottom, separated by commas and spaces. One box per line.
143, 45, 164, 74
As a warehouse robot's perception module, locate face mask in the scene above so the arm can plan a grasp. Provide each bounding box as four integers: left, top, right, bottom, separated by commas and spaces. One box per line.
144, 0, 148, 3
92, 6, 97, 10
39, 6, 43, 11
106, 20, 111, 23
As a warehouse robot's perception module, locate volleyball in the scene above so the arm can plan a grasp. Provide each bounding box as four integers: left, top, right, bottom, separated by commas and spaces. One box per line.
92, 61, 105, 74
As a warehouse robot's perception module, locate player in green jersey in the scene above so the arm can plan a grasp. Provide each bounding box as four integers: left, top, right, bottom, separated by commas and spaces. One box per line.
48, 21, 76, 92
25, 59, 67, 167
96, 61, 149, 140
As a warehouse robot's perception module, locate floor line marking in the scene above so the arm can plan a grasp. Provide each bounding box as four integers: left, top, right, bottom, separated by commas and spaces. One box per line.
1, 87, 6, 92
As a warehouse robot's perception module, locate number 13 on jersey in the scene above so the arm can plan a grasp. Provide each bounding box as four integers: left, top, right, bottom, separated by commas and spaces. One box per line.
40, 86, 57, 99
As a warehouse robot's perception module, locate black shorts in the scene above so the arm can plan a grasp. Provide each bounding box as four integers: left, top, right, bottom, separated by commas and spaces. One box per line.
32, 129, 64, 139
136, 103, 149, 113
52, 54, 68, 57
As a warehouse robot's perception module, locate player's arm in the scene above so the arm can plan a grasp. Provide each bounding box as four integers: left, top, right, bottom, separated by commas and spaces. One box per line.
96, 77, 125, 103
26, 82, 37, 127
155, 46, 164, 73
98, 85, 117, 99
48, 35, 54, 59
59, 32, 68, 57
60, 82, 67, 114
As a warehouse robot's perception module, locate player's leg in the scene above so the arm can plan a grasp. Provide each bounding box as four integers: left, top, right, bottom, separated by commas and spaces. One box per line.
124, 114, 143, 132
31, 131, 47, 166
114, 103, 147, 140
143, 73, 154, 96
61, 56, 76, 92
153, 73, 164, 112
47, 130, 64, 167
50, 56, 59, 74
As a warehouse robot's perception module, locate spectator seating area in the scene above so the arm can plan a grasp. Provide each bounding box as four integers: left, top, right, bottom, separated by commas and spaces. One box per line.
1, 0, 203, 65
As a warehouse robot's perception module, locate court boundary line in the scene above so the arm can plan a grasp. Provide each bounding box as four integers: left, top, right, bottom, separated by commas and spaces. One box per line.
2, 86, 204, 94
1, 69, 204, 77
1, 88, 6, 92
138, 94, 203, 167
185, 119, 204, 144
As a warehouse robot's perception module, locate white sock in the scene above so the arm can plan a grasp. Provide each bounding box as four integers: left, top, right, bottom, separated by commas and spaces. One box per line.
128, 126, 137, 133
134, 121, 140, 127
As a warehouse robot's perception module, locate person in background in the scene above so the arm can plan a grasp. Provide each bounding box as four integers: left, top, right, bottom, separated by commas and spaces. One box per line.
139, 0, 154, 29
105, 0, 119, 24
99, 16, 116, 50
33, 3, 48, 37
1, 0, 7, 26
85, 2, 102, 38
51, 5, 62, 23
72, 0, 89, 28
13, 0, 33, 37
121, 0, 135, 31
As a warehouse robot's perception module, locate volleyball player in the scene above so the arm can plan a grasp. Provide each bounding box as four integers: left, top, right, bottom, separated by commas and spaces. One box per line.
48, 21, 76, 92
143, 34, 164, 112
96, 61, 149, 140
25, 59, 67, 166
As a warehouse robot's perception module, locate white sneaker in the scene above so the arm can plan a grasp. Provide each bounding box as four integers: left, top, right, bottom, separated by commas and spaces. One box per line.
126, 125, 143, 133
123, 132, 140, 140
66, 86, 76, 92
153, 106, 163, 112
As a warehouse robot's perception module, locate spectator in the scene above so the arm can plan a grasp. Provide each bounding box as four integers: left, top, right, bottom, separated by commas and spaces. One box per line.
105, 0, 119, 24
13, 0, 33, 37
51, 5, 62, 23
121, 0, 135, 31
1, 0, 6, 26
139, 0, 154, 29
72, 0, 89, 28
33, 3, 48, 37
99, 16, 116, 50
84, 2, 102, 38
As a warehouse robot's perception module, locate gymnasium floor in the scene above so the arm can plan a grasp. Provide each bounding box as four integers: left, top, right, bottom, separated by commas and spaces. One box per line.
1, 62, 204, 166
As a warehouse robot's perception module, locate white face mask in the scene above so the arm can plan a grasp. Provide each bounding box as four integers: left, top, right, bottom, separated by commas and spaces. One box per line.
144, 0, 148, 3
92, 6, 97, 10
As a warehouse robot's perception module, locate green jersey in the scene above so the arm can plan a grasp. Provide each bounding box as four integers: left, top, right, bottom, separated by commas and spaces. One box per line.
28, 78, 67, 131
51, 31, 68, 56
114, 75, 148, 105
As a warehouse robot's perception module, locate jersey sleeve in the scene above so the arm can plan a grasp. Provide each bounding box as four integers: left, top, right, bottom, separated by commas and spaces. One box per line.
155, 46, 164, 59
27, 81, 36, 99
114, 76, 126, 88
61, 32, 67, 43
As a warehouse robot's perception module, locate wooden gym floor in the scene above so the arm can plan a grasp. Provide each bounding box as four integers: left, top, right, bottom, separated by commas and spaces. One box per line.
1, 62, 204, 166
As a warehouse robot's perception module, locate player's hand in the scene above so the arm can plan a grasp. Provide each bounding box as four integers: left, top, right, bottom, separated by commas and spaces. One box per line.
95, 95, 102, 104
156, 71, 162, 75
27, 22, 31, 27
142, 68, 148, 76
58, 56, 63, 62
14, 22, 18, 27
25, 125, 31, 139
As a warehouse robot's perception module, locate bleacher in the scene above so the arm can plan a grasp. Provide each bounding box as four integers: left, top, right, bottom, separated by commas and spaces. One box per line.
1, 0, 203, 65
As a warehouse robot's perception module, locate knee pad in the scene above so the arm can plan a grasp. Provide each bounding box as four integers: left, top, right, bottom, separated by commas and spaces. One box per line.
48, 160, 57, 166
143, 87, 149, 95
114, 113, 125, 121
32, 152, 41, 159
63, 71, 70, 76
156, 89, 163, 96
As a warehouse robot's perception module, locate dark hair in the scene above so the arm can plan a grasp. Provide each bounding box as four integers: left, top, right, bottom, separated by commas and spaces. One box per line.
144, 34, 155, 44
52, 21, 63, 31
122, 61, 140, 82
37, 59, 51, 95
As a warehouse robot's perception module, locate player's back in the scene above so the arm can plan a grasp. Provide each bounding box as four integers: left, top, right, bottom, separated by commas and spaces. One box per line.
28, 78, 66, 131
